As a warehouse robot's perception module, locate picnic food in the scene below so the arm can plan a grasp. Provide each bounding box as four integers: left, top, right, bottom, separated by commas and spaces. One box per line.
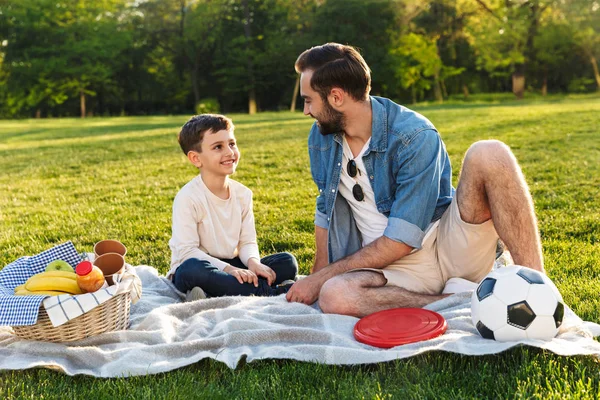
45, 260, 74, 272
15, 270, 83, 296
75, 261, 105, 293
14, 285, 70, 296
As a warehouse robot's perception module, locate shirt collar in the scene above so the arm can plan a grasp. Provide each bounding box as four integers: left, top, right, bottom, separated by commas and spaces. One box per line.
333, 96, 387, 152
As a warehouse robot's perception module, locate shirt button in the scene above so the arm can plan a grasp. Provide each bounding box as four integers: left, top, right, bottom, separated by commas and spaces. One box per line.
370, 175, 374, 180
319, 189, 322, 192
331, 189, 335, 193
327, 218, 330, 221
337, 163, 341, 166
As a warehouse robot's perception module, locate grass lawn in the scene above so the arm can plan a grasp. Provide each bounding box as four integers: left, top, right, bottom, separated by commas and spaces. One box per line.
0, 94, 599, 398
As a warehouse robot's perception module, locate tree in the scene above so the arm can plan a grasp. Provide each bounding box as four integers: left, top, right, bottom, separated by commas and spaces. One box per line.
559, 0, 600, 91
468, 0, 555, 99
0, 0, 130, 117
533, 19, 576, 94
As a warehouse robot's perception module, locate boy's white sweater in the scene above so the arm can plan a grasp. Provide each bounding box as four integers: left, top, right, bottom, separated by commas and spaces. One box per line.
167, 175, 261, 279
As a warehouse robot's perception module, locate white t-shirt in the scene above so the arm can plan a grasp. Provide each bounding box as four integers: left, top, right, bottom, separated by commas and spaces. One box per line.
338, 137, 436, 252
338, 137, 389, 246
167, 175, 261, 279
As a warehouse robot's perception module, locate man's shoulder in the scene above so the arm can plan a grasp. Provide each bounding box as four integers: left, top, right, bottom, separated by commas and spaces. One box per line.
373, 96, 437, 140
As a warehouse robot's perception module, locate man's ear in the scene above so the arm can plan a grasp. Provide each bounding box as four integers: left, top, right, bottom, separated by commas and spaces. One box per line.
328, 88, 345, 108
187, 150, 202, 168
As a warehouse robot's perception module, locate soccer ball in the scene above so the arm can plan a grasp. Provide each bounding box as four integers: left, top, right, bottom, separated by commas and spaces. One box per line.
471, 265, 565, 342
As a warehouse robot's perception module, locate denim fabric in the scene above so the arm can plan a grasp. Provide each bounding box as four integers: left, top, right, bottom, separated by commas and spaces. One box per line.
308, 96, 454, 261
172, 252, 298, 297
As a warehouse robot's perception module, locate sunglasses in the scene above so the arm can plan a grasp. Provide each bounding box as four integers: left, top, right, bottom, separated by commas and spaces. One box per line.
347, 160, 365, 201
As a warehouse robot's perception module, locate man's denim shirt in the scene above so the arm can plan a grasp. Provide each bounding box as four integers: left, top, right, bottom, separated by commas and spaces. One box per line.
308, 96, 455, 263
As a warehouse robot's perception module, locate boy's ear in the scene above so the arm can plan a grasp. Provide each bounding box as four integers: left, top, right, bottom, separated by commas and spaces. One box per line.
187, 150, 202, 168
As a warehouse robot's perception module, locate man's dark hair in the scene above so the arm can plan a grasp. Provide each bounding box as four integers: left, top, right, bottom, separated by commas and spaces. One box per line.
295, 43, 371, 102
178, 114, 234, 155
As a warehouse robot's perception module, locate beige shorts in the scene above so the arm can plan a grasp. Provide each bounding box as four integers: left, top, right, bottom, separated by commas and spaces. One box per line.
358, 197, 498, 294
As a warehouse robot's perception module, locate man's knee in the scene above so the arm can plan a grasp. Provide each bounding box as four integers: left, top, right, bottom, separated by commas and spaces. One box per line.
464, 140, 515, 172
319, 276, 360, 316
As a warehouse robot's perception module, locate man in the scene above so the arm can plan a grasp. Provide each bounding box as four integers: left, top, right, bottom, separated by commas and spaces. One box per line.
285, 43, 544, 317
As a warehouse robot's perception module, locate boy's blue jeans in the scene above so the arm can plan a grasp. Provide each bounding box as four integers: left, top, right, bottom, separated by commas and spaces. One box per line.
172, 252, 298, 297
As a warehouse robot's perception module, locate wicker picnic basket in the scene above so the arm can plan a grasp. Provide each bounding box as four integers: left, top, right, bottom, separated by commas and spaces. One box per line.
12, 291, 131, 343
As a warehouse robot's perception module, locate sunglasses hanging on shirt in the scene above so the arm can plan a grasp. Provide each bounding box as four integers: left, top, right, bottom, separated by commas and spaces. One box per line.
347, 159, 365, 201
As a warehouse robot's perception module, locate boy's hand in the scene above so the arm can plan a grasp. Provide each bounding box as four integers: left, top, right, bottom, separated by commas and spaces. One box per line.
247, 258, 276, 286
224, 265, 259, 287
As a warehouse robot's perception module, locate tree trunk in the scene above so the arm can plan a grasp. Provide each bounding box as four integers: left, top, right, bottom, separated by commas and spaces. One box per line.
433, 73, 443, 103
462, 84, 469, 99
191, 59, 201, 109
440, 79, 448, 99
541, 70, 547, 96
512, 64, 525, 100
35, 109, 41, 119
80, 88, 86, 118
590, 54, 600, 91
242, 0, 256, 115
248, 87, 257, 115
290, 75, 300, 112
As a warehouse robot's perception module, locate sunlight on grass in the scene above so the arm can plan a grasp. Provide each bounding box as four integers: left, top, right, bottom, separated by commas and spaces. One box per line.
0, 97, 599, 397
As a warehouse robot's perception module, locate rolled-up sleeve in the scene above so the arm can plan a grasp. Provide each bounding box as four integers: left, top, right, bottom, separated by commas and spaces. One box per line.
309, 126, 330, 230
314, 204, 329, 229
383, 129, 446, 249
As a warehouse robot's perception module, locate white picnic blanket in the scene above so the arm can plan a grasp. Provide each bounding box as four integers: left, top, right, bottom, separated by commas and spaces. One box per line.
1, 265, 599, 377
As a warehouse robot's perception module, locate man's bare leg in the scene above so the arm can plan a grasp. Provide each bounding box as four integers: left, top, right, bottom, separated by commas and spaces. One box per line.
318, 271, 448, 317
457, 140, 544, 271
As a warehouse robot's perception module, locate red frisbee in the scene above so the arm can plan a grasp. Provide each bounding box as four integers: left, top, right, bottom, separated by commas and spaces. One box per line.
354, 308, 447, 348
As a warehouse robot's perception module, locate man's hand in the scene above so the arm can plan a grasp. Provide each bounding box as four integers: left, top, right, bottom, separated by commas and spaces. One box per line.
286, 273, 324, 305
247, 258, 276, 286
224, 265, 259, 287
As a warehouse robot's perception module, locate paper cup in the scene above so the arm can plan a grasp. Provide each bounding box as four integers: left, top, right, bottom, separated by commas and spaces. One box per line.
94, 240, 127, 258
93, 252, 125, 285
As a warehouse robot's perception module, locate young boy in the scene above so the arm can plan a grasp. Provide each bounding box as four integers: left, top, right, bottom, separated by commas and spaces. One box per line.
167, 114, 298, 300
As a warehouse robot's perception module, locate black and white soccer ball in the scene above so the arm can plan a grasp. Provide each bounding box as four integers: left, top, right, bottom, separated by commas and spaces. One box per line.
471, 265, 565, 341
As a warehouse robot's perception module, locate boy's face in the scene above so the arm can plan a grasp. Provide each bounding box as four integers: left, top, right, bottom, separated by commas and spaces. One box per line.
191, 129, 240, 177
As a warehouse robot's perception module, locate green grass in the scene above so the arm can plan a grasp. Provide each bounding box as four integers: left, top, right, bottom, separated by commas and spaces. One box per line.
1, 95, 599, 398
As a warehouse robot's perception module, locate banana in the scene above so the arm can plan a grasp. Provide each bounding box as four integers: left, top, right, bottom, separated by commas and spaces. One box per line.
25, 275, 83, 295
14, 288, 70, 296
35, 270, 77, 280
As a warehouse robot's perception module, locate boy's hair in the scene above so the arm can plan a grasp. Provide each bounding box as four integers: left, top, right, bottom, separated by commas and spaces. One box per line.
295, 43, 371, 102
178, 114, 234, 155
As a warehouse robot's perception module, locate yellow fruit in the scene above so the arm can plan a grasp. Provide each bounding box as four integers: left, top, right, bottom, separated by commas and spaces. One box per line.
24, 275, 83, 295
14, 288, 70, 296
38, 270, 77, 280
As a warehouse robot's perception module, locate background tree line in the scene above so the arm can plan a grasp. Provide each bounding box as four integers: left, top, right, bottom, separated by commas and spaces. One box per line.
0, 0, 598, 118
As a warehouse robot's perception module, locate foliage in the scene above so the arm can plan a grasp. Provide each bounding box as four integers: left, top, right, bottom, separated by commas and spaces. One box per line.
389, 33, 441, 103
195, 98, 221, 114
0, 0, 598, 117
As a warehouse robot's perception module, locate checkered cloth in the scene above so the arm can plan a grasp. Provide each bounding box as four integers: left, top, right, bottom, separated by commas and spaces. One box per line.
42, 286, 118, 327
0, 242, 83, 326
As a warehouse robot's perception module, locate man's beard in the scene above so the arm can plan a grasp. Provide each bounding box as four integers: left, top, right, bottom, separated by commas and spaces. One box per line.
315, 101, 345, 136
